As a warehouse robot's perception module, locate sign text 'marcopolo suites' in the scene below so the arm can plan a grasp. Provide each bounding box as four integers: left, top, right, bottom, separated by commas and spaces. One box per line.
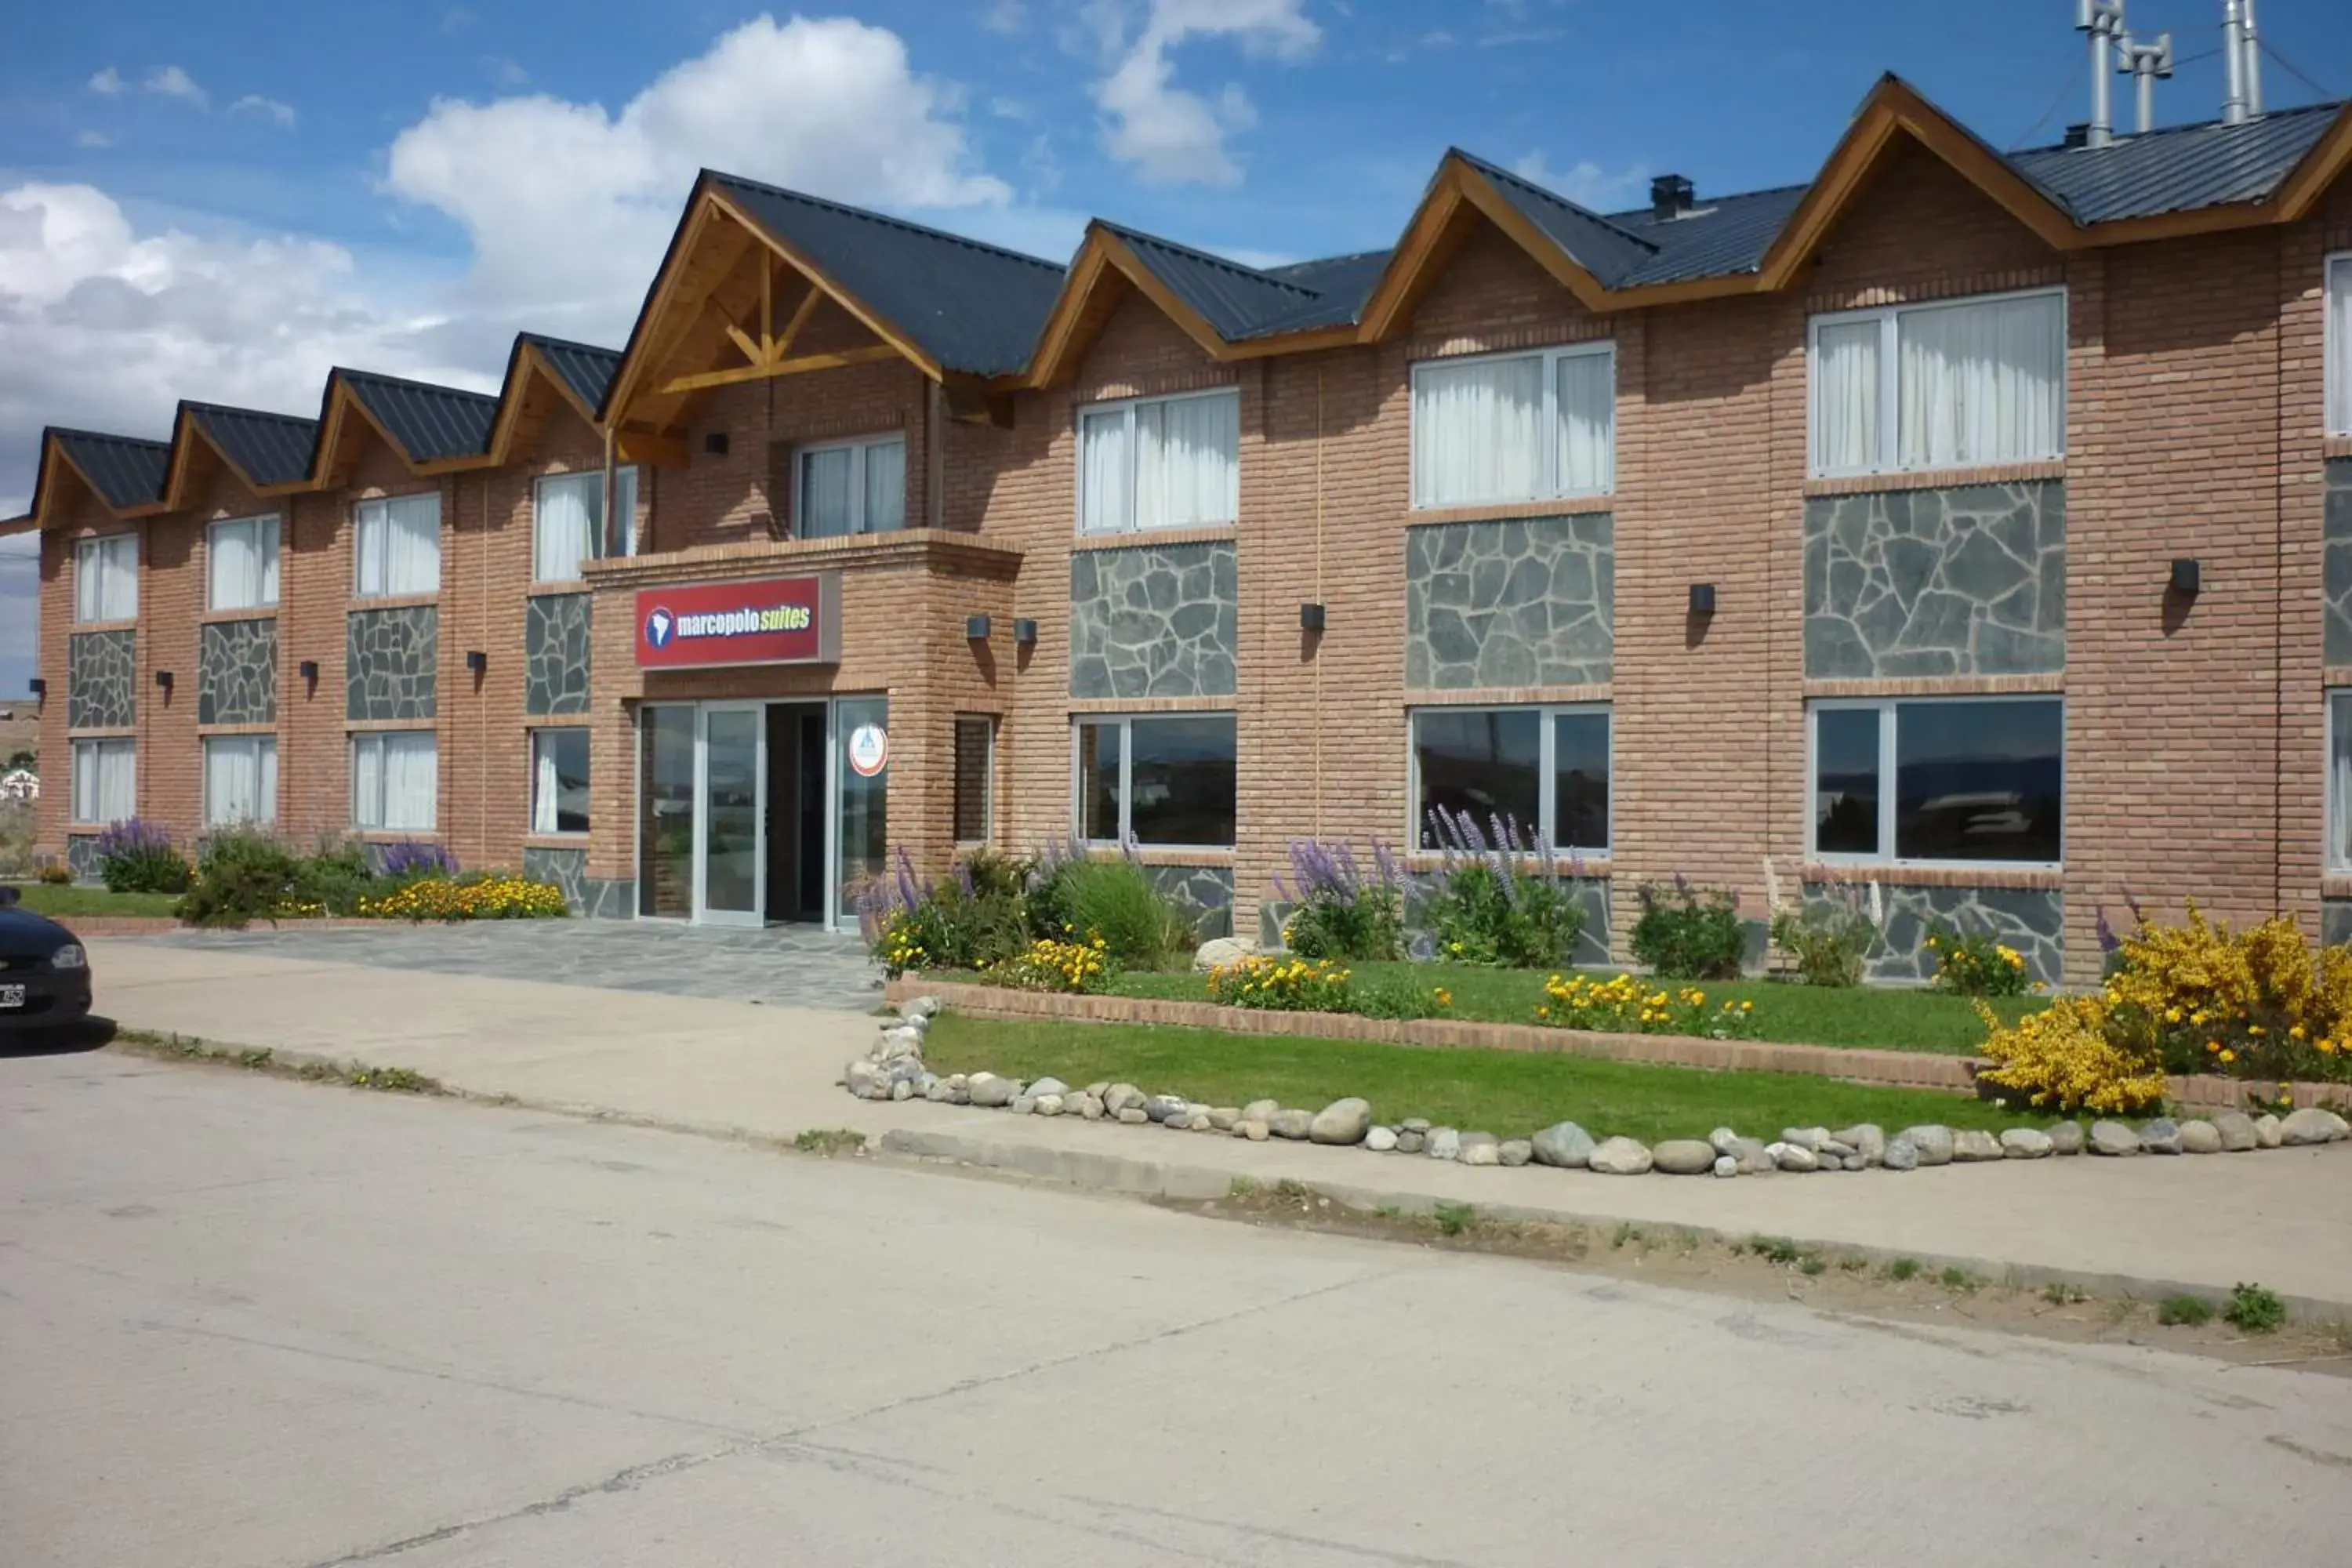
633, 574, 843, 670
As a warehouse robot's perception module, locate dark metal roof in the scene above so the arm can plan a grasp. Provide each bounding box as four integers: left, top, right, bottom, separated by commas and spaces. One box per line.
1456, 152, 1659, 287
1247, 249, 1396, 336
1597, 183, 1813, 285
521, 335, 623, 415
53, 430, 169, 510
2010, 100, 2343, 222
1102, 223, 1319, 339
336, 370, 499, 463
184, 403, 318, 488
713, 172, 1068, 377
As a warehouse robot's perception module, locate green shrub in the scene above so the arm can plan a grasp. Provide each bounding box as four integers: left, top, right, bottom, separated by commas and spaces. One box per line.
874, 883, 1026, 976
1629, 880, 1747, 979
1352, 971, 1456, 1021
2157, 1294, 2214, 1327
294, 840, 379, 915
1927, 922, 2035, 996
1276, 840, 1405, 961
2223, 1282, 2286, 1334
95, 819, 192, 895
176, 861, 301, 928
1769, 899, 1876, 987
1030, 852, 1196, 969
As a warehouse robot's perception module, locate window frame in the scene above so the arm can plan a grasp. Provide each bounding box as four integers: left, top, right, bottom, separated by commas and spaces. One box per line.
1407, 340, 1617, 511
531, 466, 639, 584
953, 713, 996, 846
349, 729, 439, 832
1406, 702, 1613, 855
2328, 689, 2352, 873
1069, 711, 1238, 852
206, 513, 281, 612
528, 726, 590, 837
352, 492, 443, 598
2327, 251, 2352, 439
69, 736, 136, 825
1805, 694, 2064, 871
201, 735, 278, 827
1806, 285, 2069, 478
792, 432, 906, 539
1075, 385, 1243, 535
73, 532, 140, 623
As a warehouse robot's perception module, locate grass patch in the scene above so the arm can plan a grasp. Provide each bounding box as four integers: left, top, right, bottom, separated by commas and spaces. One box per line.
923, 1013, 2037, 1145
9, 883, 181, 918
792, 1128, 868, 1157
2158, 1294, 2215, 1327
115, 1029, 443, 1094
1883, 1258, 1922, 1282
1107, 961, 2038, 1055
1432, 1201, 1475, 1237
2224, 1283, 2287, 1334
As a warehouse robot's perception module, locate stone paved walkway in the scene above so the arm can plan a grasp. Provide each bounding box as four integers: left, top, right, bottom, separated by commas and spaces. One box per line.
138, 920, 882, 1011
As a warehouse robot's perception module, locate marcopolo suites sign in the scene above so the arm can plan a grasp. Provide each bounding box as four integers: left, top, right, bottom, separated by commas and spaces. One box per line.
634, 574, 843, 670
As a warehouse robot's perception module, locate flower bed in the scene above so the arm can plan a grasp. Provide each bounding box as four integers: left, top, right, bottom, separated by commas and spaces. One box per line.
356, 873, 567, 921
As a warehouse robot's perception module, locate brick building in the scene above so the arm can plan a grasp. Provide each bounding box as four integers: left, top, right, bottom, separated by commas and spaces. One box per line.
7, 75, 2352, 985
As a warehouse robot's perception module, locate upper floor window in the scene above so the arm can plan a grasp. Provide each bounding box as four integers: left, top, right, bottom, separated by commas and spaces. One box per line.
533, 466, 639, 583
2329, 691, 2352, 872
74, 533, 138, 622
1080, 387, 1240, 535
1411, 343, 1614, 510
1809, 289, 2066, 477
796, 434, 905, 539
354, 493, 441, 597
208, 514, 280, 611
2327, 253, 2351, 437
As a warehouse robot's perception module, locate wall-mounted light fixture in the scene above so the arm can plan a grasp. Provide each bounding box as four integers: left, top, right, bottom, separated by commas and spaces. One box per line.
964, 614, 993, 641
2169, 558, 2201, 597
153, 670, 174, 693
1299, 602, 1327, 632
299, 659, 320, 683
1013, 618, 1038, 647
26, 677, 45, 701
703, 431, 730, 456
466, 650, 488, 675
1688, 583, 1718, 616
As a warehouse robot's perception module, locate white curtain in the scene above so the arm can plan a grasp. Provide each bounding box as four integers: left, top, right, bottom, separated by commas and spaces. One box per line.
205, 738, 276, 826
1135, 391, 1239, 529
533, 741, 561, 833
1078, 407, 1129, 533
75, 534, 138, 622
2329, 256, 2352, 437
209, 515, 279, 609
863, 438, 906, 532
1557, 350, 1615, 495
799, 447, 855, 537
355, 732, 437, 829
533, 473, 600, 583
1897, 293, 2065, 469
2334, 695, 2352, 869
1812, 319, 1882, 474
72, 739, 135, 824
615, 464, 641, 557
357, 494, 441, 595
1413, 354, 1544, 508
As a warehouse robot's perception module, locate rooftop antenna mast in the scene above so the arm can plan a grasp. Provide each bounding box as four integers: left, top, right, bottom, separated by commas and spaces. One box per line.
2075, 0, 2128, 147
2118, 27, 2174, 134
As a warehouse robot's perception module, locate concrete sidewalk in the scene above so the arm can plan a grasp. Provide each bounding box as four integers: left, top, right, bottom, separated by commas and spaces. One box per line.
82, 937, 2352, 1316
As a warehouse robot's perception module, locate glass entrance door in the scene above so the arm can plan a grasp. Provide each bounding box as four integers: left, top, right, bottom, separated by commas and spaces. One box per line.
695, 703, 765, 926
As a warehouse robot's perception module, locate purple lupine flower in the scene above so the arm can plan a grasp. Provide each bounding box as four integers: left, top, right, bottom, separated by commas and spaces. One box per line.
2095, 906, 2120, 954
1372, 841, 1399, 892
893, 844, 924, 911
954, 858, 975, 898
1673, 870, 1691, 897
2122, 887, 2144, 927
93, 817, 175, 861
379, 838, 457, 878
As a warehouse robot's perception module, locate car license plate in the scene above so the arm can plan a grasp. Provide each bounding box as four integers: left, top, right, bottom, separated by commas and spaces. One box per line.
0, 984, 24, 1008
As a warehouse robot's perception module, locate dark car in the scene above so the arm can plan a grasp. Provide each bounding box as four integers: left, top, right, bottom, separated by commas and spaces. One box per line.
0, 887, 93, 1034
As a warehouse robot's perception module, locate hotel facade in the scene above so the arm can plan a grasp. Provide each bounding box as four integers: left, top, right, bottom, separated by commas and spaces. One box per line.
11, 76, 2352, 985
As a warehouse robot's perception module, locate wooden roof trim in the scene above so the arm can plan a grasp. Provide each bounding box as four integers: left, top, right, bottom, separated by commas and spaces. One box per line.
484, 339, 603, 465
2274, 102, 2352, 220
1021, 227, 1236, 387
599, 191, 730, 423
704, 189, 945, 383
1354, 160, 1476, 341
1454, 166, 1618, 312
30, 437, 110, 528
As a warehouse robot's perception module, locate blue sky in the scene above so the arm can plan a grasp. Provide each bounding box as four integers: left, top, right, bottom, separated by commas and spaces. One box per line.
2, 0, 2347, 695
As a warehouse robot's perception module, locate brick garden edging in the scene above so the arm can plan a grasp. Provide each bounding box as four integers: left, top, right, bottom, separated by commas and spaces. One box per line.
887, 975, 2340, 1113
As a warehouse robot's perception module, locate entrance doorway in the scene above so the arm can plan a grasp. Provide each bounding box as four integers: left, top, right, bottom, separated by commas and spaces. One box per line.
765, 702, 827, 922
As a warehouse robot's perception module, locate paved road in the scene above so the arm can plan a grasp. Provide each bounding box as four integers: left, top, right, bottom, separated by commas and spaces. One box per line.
7, 1051, 2352, 1568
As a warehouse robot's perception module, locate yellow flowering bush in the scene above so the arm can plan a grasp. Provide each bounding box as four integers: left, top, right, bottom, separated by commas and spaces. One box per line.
1207, 955, 1353, 1012
356, 874, 568, 921
1926, 924, 2037, 997
2100, 901, 2352, 1083
987, 935, 1115, 994
1976, 994, 2168, 1113
1534, 972, 1760, 1039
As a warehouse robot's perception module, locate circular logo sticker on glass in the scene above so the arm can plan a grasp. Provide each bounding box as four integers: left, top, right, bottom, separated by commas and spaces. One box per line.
847, 724, 890, 777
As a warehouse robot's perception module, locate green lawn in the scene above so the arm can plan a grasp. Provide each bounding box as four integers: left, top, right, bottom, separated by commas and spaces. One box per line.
6, 884, 180, 919
1110, 961, 2039, 1055
924, 1013, 2039, 1146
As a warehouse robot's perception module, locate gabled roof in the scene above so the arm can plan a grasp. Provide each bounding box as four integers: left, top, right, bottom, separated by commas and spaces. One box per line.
1455, 152, 1660, 287
1101, 223, 1319, 339
334, 369, 500, 464
710, 172, 1067, 377
183, 403, 319, 488
53, 430, 170, 510
521, 335, 623, 418
2010, 99, 2345, 223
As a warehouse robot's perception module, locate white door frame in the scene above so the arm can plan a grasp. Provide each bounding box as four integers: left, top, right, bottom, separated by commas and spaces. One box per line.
693, 700, 768, 927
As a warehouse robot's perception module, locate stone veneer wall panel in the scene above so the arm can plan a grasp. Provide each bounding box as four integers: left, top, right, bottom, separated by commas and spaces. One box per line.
1404, 514, 1613, 689
521, 845, 630, 916
525, 593, 593, 717
347, 606, 439, 721
198, 619, 278, 726
1142, 862, 1235, 938
1804, 481, 2064, 678
67, 630, 136, 730
2325, 461, 2352, 665
1803, 882, 2063, 986
1069, 541, 1237, 699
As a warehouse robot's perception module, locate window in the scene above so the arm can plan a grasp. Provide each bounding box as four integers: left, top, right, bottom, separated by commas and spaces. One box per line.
1410, 705, 1610, 852
1808, 696, 2063, 866
69, 738, 135, 824
953, 715, 995, 843
1410, 343, 1614, 510
74, 533, 138, 622
530, 728, 590, 835
2328, 254, 2352, 437
2331, 692, 2352, 871
203, 736, 278, 826
354, 493, 441, 597
796, 435, 905, 539
1074, 713, 1236, 848
533, 467, 639, 582
207, 514, 281, 611
350, 730, 437, 830
1079, 388, 1240, 534
1809, 289, 2067, 476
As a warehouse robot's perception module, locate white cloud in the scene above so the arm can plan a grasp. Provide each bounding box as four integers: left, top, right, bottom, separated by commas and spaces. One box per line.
88, 67, 124, 96
230, 94, 297, 127
74, 130, 114, 150
143, 65, 209, 109
384, 13, 1011, 325
1512, 153, 1651, 212
1093, 0, 1319, 186
983, 0, 1027, 33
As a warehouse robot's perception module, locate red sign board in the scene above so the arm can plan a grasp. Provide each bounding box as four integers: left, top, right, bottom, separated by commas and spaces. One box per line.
633, 574, 841, 670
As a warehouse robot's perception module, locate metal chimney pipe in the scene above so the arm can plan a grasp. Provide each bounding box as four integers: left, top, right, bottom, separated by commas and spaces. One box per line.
2222, 0, 2247, 125
2122, 31, 2173, 134
2241, 0, 2263, 115
2078, 0, 2125, 147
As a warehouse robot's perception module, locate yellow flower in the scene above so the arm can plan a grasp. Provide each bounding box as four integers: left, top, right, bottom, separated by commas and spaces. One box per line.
2164, 1007, 2183, 1024
2207, 1040, 2221, 1053
2290, 1025, 2307, 1040
2219, 1048, 2237, 1063
1740, 1000, 1754, 1013
2321, 1039, 2338, 1054
2249, 1025, 2266, 1037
